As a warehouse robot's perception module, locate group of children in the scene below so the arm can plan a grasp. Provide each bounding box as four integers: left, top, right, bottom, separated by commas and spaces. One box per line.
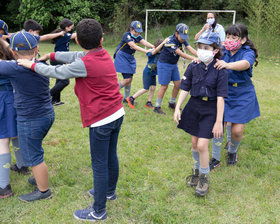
0, 14, 260, 222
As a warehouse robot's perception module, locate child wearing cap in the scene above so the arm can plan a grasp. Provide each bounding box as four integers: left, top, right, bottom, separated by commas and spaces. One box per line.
114, 21, 154, 102
0, 20, 10, 41
154, 23, 197, 115
18, 19, 124, 221
0, 31, 54, 202
174, 32, 228, 197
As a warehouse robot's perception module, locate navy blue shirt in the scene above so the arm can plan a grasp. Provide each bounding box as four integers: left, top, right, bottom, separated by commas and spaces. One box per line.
222, 45, 255, 84
0, 60, 53, 118
159, 34, 189, 64
180, 60, 228, 98
114, 32, 143, 57
143, 51, 160, 76
54, 32, 72, 52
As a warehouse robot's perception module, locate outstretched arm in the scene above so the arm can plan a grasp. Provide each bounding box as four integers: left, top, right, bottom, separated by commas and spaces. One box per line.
175, 48, 196, 60
214, 59, 250, 71
39, 31, 65, 42
194, 24, 210, 40
151, 37, 169, 55
128, 41, 148, 54
140, 39, 154, 48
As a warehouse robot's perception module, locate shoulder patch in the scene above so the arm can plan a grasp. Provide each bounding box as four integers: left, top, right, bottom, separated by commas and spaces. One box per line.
127, 35, 131, 40
182, 76, 186, 80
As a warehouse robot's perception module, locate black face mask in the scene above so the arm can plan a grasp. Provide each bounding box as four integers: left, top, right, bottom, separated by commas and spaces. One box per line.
69, 28, 74, 33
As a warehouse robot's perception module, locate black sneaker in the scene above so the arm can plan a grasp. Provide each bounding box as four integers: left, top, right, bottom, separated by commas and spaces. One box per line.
145, 101, 154, 109
74, 205, 107, 222
168, 102, 176, 110
18, 188, 52, 202
195, 174, 210, 197
0, 184, 13, 199
227, 152, 237, 165
122, 98, 128, 103
153, 107, 166, 115
10, 164, 30, 175
53, 101, 65, 106
28, 176, 37, 186
126, 96, 135, 109
224, 141, 230, 150
209, 158, 221, 171
186, 169, 199, 187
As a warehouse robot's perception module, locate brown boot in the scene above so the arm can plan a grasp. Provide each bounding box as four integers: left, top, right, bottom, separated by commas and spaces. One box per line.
186, 169, 199, 187
195, 173, 210, 197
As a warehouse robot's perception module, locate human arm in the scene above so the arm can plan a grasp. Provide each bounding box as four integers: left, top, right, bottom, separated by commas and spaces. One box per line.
151, 37, 169, 55
71, 33, 77, 39
212, 97, 224, 138
214, 59, 250, 71
39, 31, 65, 42
194, 24, 210, 40
127, 41, 148, 54
38, 51, 86, 64
175, 46, 197, 60
174, 90, 189, 124
140, 39, 154, 48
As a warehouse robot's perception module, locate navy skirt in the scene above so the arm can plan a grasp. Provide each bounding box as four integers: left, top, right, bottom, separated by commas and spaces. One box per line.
178, 97, 217, 139
224, 84, 260, 124
114, 51, 136, 74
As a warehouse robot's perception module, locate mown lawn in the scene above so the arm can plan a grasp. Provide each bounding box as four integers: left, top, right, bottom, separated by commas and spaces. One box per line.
0, 41, 279, 224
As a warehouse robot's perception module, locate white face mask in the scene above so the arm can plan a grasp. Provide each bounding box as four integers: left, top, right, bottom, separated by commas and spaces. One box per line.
207, 18, 215, 25
197, 49, 214, 64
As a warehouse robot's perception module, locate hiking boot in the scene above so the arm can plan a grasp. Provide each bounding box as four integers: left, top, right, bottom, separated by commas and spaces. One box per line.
168, 102, 176, 110
126, 96, 135, 109
74, 206, 107, 222
186, 169, 199, 187
88, 188, 117, 201
209, 158, 221, 171
227, 152, 237, 165
145, 101, 154, 109
28, 176, 37, 186
10, 164, 30, 175
0, 184, 13, 199
18, 188, 52, 202
195, 174, 210, 197
153, 107, 166, 115
224, 141, 230, 150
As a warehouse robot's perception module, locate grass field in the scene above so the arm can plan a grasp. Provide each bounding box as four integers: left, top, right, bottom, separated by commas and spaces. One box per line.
0, 40, 280, 224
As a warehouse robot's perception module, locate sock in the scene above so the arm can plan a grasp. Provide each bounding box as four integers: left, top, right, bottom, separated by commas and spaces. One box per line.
192, 150, 200, 170
155, 98, 163, 107
0, 153, 11, 189
199, 166, 210, 175
212, 136, 223, 161
228, 139, 241, 153
12, 138, 25, 169
124, 86, 131, 99
40, 189, 49, 193
226, 125, 232, 142
169, 97, 176, 104
118, 82, 124, 89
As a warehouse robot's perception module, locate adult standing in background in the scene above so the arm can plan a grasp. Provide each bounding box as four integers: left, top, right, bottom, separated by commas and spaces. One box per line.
195, 12, 225, 45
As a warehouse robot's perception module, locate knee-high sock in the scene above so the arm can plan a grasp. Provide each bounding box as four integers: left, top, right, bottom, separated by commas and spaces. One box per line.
0, 153, 11, 189
212, 136, 223, 161
192, 150, 200, 170
124, 86, 131, 99
12, 138, 25, 169
228, 139, 241, 153
226, 125, 231, 142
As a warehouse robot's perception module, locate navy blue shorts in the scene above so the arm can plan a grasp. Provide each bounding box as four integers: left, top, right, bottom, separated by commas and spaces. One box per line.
0, 90, 17, 139
122, 73, 134, 79
157, 61, 180, 85
178, 97, 217, 139
143, 70, 156, 90
17, 112, 55, 167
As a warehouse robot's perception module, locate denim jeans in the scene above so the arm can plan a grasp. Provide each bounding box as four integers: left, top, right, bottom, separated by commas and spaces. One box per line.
17, 112, 55, 167
89, 116, 123, 213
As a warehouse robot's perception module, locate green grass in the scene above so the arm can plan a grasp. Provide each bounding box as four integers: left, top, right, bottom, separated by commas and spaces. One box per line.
0, 41, 280, 224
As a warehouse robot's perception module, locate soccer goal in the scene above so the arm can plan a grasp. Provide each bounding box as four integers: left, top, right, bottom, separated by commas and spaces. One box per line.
144, 9, 237, 43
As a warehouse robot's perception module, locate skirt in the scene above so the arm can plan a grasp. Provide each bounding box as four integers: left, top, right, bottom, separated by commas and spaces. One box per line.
114, 51, 136, 74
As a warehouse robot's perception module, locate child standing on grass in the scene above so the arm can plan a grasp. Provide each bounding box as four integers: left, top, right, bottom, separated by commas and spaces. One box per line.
50, 18, 77, 106
0, 32, 54, 202
114, 21, 154, 102
126, 38, 169, 109
210, 23, 260, 169
154, 23, 197, 115
174, 32, 228, 196
18, 19, 124, 222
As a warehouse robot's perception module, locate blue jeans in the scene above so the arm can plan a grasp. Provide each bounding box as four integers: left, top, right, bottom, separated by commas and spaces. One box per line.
89, 116, 123, 213
17, 112, 55, 167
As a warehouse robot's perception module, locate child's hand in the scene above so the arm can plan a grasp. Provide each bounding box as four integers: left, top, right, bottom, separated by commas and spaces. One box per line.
212, 121, 223, 138
202, 23, 211, 32
192, 58, 201, 64
146, 48, 153, 54
163, 37, 170, 44
214, 59, 228, 70
17, 58, 35, 69
59, 31, 65, 36
174, 109, 181, 124
38, 53, 51, 62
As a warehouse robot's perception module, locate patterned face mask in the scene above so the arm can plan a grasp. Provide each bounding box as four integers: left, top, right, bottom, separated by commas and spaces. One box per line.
224, 39, 241, 51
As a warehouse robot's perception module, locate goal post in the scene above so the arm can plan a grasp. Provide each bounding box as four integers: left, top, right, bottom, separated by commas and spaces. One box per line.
145, 9, 237, 43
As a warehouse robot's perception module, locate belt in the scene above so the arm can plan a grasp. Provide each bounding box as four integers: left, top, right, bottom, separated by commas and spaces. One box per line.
0, 84, 13, 91
229, 81, 252, 87
193, 96, 217, 101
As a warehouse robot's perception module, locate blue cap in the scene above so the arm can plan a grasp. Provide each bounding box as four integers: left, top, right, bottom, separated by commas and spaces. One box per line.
0, 20, 9, 35
131, 21, 143, 33
176, 23, 189, 40
10, 32, 38, 51
195, 32, 221, 46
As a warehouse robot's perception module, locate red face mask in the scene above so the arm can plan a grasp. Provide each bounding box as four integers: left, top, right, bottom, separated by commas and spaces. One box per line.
224, 39, 241, 51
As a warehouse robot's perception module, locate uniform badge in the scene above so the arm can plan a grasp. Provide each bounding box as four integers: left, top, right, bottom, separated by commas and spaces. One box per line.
182, 76, 186, 80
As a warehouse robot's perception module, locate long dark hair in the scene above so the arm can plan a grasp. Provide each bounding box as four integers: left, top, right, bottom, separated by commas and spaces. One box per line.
52, 18, 74, 43
208, 12, 218, 30
226, 23, 258, 67
0, 39, 13, 60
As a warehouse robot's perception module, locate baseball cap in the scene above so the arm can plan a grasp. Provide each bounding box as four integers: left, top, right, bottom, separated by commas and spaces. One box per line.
195, 31, 221, 46
10, 31, 38, 51
131, 21, 143, 33
176, 23, 189, 40
0, 20, 9, 35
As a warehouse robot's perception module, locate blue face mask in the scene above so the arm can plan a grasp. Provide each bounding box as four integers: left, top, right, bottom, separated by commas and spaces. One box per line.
207, 18, 215, 25
131, 33, 139, 38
